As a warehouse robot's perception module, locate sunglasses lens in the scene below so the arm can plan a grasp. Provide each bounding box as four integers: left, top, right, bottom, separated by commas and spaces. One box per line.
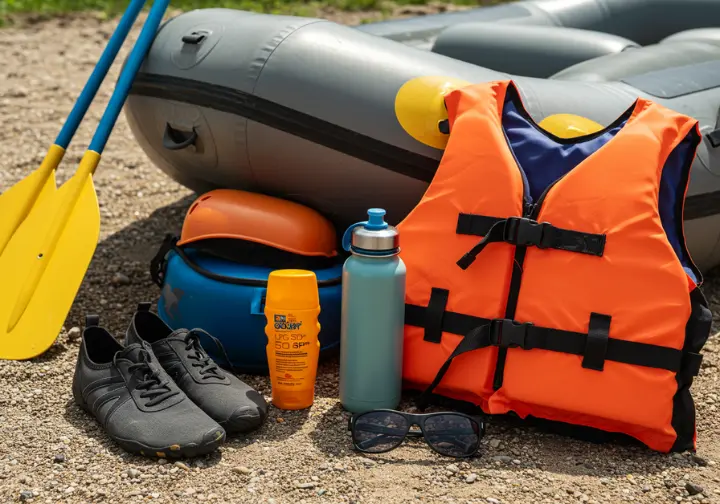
353, 411, 409, 453
424, 414, 481, 457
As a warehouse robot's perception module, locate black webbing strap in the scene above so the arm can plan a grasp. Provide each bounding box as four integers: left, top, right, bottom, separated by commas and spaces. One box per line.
407, 303, 702, 403
456, 214, 606, 270
85, 314, 100, 328
423, 288, 450, 343
582, 313, 611, 371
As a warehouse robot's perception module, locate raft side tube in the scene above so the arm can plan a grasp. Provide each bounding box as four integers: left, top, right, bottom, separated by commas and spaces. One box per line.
431, 23, 639, 78
661, 28, 720, 46
550, 41, 720, 82
356, 0, 720, 50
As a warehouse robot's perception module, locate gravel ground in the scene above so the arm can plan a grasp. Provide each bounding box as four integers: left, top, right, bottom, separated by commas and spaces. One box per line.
1, 10, 720, 504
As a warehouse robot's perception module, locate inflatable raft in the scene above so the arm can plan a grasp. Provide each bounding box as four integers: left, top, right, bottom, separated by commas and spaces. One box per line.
125, 0, 720, 272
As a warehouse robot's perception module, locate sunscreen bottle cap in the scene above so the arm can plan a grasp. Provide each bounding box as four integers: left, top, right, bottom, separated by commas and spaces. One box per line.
266, 269, 320, 310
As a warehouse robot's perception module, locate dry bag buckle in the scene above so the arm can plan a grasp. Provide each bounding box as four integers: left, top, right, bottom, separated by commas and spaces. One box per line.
489, 319, 533, 349
504, 217, 551, 248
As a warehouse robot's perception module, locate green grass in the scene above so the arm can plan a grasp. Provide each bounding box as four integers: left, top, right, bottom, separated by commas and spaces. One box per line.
0, 0, 513, 25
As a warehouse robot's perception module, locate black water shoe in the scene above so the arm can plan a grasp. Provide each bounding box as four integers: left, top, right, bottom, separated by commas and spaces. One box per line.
125, 303, 269, 434
72, 315, 226, 458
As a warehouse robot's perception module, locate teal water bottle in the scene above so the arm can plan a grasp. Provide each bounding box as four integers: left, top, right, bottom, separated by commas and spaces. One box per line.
339, 208, 406, 413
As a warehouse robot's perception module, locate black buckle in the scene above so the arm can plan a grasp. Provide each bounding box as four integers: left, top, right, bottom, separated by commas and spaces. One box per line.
489, 319, 533, 349
503, 217, 551, 248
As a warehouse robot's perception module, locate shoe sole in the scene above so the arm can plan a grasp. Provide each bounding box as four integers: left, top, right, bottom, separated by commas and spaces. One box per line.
75, 401, 226, 458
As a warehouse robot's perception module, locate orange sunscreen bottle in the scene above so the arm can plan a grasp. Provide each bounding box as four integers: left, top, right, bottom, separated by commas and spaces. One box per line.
264, 269, 321, 410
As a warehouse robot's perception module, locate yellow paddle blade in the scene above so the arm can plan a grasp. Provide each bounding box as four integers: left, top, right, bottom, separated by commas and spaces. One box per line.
0, 163, 100, 360
0, 145, 65, 256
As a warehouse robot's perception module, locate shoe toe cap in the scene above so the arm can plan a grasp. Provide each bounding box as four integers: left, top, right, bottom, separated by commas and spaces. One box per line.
220, 399, 268, 434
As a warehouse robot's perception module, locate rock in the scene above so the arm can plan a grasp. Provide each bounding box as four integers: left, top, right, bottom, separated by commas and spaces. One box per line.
489, 439, 501, 449
512, 459, 521, 465
233, 466, 252, 475
642, 485, 651, 493
157, 459, 167, 465
53, 454, 65, 464
447, 464, 459, 474
19, 490, 33, 501
185, 488, 196, 495
686, 482, 704, 496
151, 492, 160, 498
691, 454, 709, 467
492, 456, 513, 464
465, 473, 478, 484
297, 482, 316, 489
600, 478, 610, 485
111, 272, 131, 285
317, 489, 327, 496
487, 499, 501, 504
67, 327, 82, 341
665, 480, 675, 489
174, 462, 190, 471
64, 487, 74, 494
128, 468, 140, 478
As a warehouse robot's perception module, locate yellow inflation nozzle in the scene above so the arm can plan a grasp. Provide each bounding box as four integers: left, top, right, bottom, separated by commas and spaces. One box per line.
394, 75, 472, 149
538, 113, 604, 138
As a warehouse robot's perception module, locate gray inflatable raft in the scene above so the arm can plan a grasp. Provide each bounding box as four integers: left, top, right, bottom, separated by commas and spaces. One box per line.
125, 8, 720, 272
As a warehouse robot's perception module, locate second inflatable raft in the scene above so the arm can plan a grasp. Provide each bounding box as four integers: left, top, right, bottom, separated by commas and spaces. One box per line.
125, 8, 720, 272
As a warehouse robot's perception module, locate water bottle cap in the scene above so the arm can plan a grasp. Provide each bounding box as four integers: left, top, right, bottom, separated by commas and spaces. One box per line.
265, 269, 319, 310
341, 208, 399, 256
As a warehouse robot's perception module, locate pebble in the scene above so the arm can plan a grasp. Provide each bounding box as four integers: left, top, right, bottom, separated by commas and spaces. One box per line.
447, 464, 459, 473
487, 499, 501, 504
174, 462, 190, 471
492, 456, 513, 464
157, 459, 167, 465
465, 473, 478, 484
691, 454, 709, 467
53, 454, 65, 464
297, 482, 317, 489
686, 482, 704, 496
20, 490, 33, 501
128, 468, 140, 478
67, 327, 82, 341
233, 466, 252, 475
185, 487, 196, 495
489, 439, 501, 449
111, 272, 131, 285
642, 485, 651, 492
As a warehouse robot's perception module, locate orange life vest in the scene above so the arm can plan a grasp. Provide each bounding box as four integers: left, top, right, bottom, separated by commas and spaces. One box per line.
398, 80, 712, 453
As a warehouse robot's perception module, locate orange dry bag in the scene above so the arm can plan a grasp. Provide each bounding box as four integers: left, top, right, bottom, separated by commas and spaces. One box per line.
398, 80, 712, 453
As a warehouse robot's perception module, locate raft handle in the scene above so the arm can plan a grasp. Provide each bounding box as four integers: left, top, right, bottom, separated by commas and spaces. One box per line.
163, 123, 198, 151
181, 31, 208, 45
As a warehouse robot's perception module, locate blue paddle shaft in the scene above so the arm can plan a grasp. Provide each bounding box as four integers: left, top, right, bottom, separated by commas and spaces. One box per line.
54, 0, 147, 149
89, 0, 170, 154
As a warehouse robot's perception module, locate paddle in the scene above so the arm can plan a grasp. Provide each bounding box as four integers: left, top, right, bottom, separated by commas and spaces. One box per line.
0, 0, 171, 360
0, 0, 147, 258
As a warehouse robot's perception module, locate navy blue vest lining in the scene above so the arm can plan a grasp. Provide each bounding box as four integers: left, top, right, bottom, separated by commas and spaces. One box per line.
499, 89, 698, 284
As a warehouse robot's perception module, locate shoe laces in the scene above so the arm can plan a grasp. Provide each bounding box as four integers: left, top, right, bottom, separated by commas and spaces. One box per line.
183, 329, 242, 379
117, 348, 179, 407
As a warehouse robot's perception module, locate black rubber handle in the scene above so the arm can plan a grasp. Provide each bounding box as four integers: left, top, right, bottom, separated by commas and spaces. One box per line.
707, 129, 720, 149
163, 123, 197, 151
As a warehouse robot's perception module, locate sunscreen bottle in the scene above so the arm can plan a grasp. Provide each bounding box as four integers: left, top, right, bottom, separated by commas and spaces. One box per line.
264, 269, 321, 410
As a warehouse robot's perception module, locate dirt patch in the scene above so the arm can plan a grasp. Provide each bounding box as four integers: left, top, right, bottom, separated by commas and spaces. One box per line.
1, 10, 719, 504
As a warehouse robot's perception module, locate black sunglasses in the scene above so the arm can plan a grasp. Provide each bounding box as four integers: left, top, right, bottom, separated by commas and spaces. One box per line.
348, 409, 486, 458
